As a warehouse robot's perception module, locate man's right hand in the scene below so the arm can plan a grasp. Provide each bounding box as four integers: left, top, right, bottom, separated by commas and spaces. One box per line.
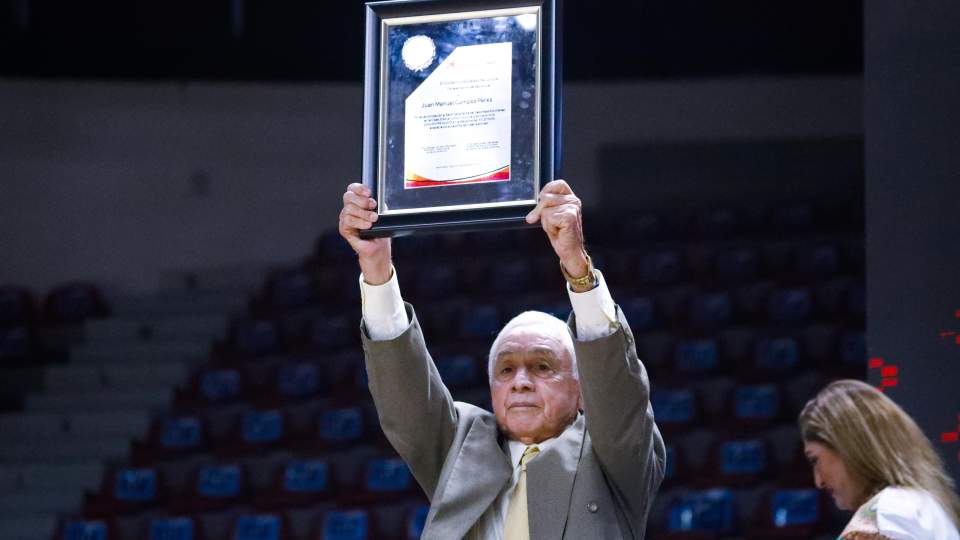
338, 183, 392, 285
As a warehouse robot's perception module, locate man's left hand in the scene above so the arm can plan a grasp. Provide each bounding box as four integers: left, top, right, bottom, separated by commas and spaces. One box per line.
526, 180, 591, 285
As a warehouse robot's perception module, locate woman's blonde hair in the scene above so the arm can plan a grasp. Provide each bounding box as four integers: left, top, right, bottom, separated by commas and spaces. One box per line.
799, 379, 960, 526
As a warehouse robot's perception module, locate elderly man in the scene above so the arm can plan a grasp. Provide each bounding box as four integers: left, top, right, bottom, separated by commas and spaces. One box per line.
338, 180, 664, 539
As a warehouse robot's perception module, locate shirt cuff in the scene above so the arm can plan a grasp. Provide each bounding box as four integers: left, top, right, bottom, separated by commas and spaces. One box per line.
360, 267, 409, 341
567, 269, 618, 341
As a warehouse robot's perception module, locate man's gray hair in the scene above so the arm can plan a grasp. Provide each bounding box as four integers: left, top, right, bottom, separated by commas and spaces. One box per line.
488, 310, 578, 383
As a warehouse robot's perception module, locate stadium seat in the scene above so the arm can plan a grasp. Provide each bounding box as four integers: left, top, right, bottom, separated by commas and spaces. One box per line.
675, 338, 721, 377
168, 462, 249, 514
702, 437, 771, 487
688, 292, 733, 330
230, 318, 281, 358
229, 513, 290, 540
725, 383, 783, 429
260, 267, 320, 311
55, 518, 116, 540
713, 246, 760, 282
749, 336, 803, 376
255, 457, 334, 509
314, 509, 373, 540
767, 288, 812, 325
459, 304, 501, 340
139, 516, 205, 540
177, 367, 247, 408
132, 414, 210, 463
639, 250, 685, 285
747, 488, 824, 539
215, 408, 288, 457
345, 455, 417, 505
651, 388, 699, 433
402, 503, 430, 540
434, 354, 481, 390
664, 488, 737, 538
621, 296, 657, 332
84, 465, 163, 516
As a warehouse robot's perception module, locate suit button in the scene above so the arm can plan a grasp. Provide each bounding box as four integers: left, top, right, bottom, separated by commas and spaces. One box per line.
587, 501, 599, 513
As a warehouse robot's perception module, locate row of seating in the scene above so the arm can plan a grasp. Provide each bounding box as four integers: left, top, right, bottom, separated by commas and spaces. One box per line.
59, 502, 429, 540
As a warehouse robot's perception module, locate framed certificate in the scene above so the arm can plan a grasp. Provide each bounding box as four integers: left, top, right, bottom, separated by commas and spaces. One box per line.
361, 0, 562, 237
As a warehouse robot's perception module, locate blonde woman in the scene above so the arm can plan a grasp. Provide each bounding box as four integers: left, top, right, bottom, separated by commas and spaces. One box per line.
799, 379, 960, 539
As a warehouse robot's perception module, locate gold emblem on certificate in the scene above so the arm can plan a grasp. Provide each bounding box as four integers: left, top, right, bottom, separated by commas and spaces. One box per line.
404, 42, 512, 189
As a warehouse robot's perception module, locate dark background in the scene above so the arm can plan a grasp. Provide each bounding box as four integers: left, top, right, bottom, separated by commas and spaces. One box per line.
0, 0, 862, 81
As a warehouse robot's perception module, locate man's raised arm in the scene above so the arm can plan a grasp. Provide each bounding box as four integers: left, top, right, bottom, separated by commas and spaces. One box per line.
338, 183, 458, 498
527, 180, 666, 532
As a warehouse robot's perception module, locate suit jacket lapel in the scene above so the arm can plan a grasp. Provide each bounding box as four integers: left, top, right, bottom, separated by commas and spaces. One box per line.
527, 414, 585, 540
424, 415, 511, 540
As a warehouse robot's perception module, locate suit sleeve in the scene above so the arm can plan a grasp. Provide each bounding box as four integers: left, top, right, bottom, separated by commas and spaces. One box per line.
570, 305, 666, 535
361, 303, 459, 500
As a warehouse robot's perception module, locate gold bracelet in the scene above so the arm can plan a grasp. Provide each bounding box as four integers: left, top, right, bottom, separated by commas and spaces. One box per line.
560, 253, 597, 290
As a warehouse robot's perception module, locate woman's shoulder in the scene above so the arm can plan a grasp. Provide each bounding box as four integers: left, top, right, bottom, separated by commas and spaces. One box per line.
874, 487, 959, 540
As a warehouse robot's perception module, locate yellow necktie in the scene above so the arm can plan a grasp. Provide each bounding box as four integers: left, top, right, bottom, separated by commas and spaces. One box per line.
504, 445, 540, 540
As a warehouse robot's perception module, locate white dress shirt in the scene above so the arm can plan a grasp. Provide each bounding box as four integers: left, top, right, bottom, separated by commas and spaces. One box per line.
360, 266, 619, 539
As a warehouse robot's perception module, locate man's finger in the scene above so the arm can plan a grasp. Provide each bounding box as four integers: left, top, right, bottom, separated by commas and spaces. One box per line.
537, 193, 580, 209
344, 190, 377, 210
347, 183, 371, 197
342, 214, 375, 230
540, 179, 573, 196
343, 203, 379, 223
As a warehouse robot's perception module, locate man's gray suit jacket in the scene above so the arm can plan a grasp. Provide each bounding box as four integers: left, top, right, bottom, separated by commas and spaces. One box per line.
360, 303, 665, 539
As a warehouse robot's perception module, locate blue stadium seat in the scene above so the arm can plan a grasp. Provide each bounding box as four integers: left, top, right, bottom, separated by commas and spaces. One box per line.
317, 406, 369, 449
711, 438, 770, 486
216, 408, 287, 456
263, 268, 318, 310
84, 466, 162, 516
459, 305, 501, 339
752, 336, 801, 374
767, 288, 812, 324
168, 462, 248, 514
276, 361, 323, 401
797, 244, 840, 277
132, 415, 209, 463
731, 384, 782, 427
714, 246, 760, 281
404, 504, 430, 540
621, 296, 656, 332
317, 509, 371, 540
747, 488, 823, 538
639, 250, 684, 284
231, 513, 287, 540
667, 489, 736, 535
689, 292, 733, 329
435, 354, 480, 389
651, 388, 698, 432
414, 265, 458, 300
307, 314, 354, 351
232, 318, 280, 357
143, 516, 200, 540
675, 339, 720, 376
57, 519, 113, 540
255, 458, 333, 509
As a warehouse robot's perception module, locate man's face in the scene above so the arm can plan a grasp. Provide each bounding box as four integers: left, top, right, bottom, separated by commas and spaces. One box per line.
490, 325, 582, 444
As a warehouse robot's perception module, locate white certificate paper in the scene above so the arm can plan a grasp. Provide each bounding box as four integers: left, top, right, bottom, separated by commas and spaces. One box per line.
404, 41, 512, 189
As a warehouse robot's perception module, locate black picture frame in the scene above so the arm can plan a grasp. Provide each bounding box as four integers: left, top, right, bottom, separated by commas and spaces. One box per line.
361, 0, 562, 237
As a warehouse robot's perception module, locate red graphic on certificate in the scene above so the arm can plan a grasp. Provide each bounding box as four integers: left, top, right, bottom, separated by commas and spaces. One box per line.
405, 165, 510, 189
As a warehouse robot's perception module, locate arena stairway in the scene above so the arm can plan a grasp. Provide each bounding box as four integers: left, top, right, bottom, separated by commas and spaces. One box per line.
0, 270, 259, 540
